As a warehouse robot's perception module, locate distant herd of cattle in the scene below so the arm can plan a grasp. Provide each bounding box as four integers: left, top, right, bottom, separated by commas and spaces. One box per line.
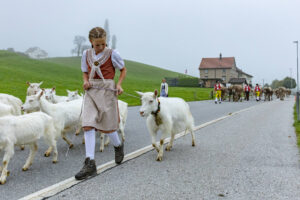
218, 85, 291, 102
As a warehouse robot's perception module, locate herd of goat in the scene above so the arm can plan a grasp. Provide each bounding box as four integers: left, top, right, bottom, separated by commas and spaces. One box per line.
0, 82, 291, 184
0, 81, 197, 184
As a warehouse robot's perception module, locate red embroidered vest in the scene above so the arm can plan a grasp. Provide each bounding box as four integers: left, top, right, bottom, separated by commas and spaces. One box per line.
86, 49, 115, 80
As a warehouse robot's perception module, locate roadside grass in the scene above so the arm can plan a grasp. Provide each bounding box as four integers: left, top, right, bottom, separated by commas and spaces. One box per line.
0, 50, 213, 106
293, 104, 300, 146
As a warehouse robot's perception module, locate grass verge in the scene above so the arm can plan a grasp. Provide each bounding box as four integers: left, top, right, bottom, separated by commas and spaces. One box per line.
293, 104, 300, 146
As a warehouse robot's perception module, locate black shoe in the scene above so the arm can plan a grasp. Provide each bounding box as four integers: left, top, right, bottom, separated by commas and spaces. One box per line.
215, 101, 217, 104
75, 157, 97, 180
219, 101, 221, 104
114, 143, 124, 164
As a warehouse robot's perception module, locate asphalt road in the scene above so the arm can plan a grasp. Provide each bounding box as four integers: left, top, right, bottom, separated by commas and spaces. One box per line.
50, 97, 300, 200
0, 98, 271, 200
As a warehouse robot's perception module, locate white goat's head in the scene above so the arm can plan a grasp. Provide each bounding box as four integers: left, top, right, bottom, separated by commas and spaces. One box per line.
66, 90, 80, 101
26, 81, 43, 95
44, 87, 56, 102
22, 90, 44, 112
136, 90, 159, 117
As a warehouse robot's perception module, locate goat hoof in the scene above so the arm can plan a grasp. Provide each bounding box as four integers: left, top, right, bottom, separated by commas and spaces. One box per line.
22, 167, 28, 171
100, 149, 104, 152
82, 141, 85, 144
165, 146, 172, 151
44, 152, 50, 157
0, 180, 6, 185
192, 142, 195, 146
20, 146, 25, 151
69, 144, 74, 149
52, 160, 58, 164
156, 156, 162, 161
7, 171, 10, 176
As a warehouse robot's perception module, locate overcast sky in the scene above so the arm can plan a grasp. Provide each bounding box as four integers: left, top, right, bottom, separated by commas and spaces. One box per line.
1, 0, 300, 85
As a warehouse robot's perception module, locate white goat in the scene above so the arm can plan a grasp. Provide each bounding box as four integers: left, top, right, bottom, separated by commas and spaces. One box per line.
99, 100, 128, 152
43, 88, 56, 103
22, 90, 82, 152
26, 81, 43, 96
136, 90, 195, 161
0, 112, 58, 184
66, 90, 82, 102
0, 102, 14, 117
0, 93, 22, 116
0, 94, 24, 150
51, 87, 68, 103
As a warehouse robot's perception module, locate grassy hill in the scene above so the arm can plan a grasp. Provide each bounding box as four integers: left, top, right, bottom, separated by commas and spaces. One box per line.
0, 50, 212, 105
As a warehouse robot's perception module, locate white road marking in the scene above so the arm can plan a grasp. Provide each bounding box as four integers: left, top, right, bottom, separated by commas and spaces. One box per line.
20, 105, 256, 200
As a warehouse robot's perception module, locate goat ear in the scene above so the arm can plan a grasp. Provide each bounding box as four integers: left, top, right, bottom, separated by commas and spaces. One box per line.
154, 89, 158, 97
38, 90, 44, 99
135, 91, 144, 97
38, 81, 43, 86
52, 87, 56, 91
26, 81, 31, 86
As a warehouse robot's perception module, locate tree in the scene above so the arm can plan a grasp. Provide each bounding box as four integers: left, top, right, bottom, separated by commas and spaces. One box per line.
72, 36, 86, 56
7, 48, 14, 52
104, 19, 110, 47
80, 45, 91, 55
271, 77, 296, 89
25, 47, 48, 59
111, 35, 117, 49
282, 77, 296, 89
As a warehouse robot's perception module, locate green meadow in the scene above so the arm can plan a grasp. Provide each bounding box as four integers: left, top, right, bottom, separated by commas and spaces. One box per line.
0, 50, 212, 106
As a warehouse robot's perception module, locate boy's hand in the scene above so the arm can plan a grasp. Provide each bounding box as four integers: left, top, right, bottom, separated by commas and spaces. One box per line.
116, 84, 123, 95
83, 81, 91, 90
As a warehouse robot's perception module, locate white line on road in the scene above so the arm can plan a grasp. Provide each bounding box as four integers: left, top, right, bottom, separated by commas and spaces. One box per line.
19, 105, 256, 200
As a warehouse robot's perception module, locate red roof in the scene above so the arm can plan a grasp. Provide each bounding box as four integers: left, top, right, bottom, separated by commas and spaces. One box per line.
199, 57, 235, 69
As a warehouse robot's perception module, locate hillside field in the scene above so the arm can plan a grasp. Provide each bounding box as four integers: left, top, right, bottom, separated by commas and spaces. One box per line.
0, 50, 212, 105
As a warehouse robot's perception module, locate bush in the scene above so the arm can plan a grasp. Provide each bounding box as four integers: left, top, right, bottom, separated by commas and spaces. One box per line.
166, 77, 200, 87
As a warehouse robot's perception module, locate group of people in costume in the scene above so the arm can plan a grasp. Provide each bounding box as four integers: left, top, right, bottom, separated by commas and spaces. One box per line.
214, 81, 262, 104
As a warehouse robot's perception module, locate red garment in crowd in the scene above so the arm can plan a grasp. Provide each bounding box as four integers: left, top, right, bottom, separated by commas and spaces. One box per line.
214, 83, 221, 91
254, 86, 261, 92
244, 85, 251, 92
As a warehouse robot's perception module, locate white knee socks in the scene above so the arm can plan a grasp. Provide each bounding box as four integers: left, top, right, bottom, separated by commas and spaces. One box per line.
108, 131, 121, 147
84, 129, 95, 160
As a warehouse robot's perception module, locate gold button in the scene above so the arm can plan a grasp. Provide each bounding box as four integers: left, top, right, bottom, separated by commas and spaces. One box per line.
94, 61, 99, 66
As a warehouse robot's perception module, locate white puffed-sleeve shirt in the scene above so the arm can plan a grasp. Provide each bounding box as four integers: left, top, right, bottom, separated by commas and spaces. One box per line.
81, 48, 125, 72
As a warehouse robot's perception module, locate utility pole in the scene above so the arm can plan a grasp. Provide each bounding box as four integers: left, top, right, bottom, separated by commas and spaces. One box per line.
293, 41, 299, 121
290, 68, 293, 89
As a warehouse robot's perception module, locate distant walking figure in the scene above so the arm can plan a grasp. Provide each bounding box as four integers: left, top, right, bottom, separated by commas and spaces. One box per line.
214, 81, 222, 104
244, 83, 251, 101
254, 84, 261, 101
160, 79, 168, 97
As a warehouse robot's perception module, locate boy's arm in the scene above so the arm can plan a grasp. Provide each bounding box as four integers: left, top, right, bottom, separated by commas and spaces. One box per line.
116, 67, 127, 95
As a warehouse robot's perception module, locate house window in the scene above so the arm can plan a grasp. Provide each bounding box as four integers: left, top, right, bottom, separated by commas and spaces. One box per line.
205, 76, 208, 78
222, 76, 226, 81
222, 69, 226, 73
205, 69, 208, 74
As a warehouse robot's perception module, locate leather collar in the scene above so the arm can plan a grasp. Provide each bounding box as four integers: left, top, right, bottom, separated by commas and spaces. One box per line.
151, 98, 160, 115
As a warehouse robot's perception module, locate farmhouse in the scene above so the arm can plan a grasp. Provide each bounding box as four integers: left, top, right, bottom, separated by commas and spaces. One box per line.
199, 54, 253, 87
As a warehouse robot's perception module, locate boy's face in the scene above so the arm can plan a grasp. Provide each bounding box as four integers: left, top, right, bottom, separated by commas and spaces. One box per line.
90, 37, 106, 54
